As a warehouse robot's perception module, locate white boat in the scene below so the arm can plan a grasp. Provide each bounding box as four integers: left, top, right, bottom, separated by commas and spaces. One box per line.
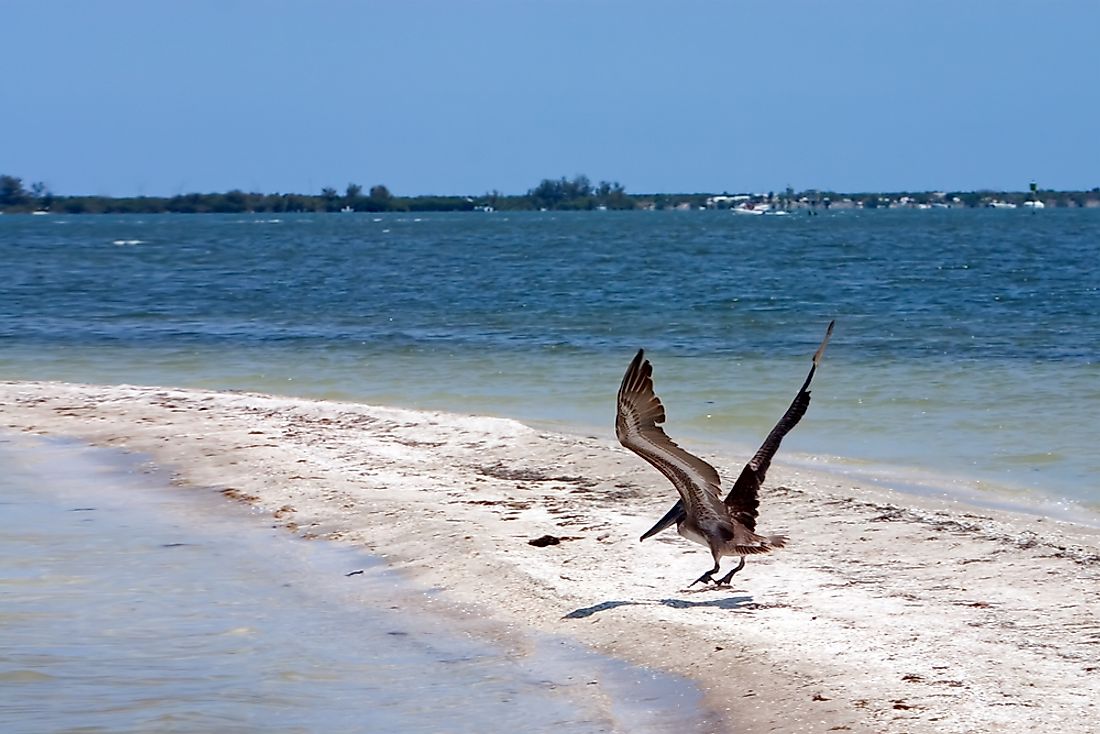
732, 202, 768, 215
988, 200, 1017, 209
1023, 200, 1045, 209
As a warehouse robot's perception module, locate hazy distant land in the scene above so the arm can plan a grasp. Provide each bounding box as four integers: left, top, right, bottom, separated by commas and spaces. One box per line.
2, 173, 1098, 214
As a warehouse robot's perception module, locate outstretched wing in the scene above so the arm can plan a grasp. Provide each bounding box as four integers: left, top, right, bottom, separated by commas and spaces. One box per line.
723, 319, 834, 527
641, 320, 835, 539
616, 349, 730, 529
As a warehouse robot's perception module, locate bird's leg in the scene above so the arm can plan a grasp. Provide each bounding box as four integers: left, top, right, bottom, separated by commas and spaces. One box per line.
715, 557, 746, 586
690, 558, 722, 587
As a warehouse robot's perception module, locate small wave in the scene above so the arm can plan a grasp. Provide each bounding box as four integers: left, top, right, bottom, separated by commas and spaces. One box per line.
999, 451, 1065, 466
0, 670, 56, 683
220, 626, 255, 636
112, 239, 145, 246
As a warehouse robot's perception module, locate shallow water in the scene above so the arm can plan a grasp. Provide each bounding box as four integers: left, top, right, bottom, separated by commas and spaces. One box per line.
1, 209, 1098, 516
0, 434, 716, 734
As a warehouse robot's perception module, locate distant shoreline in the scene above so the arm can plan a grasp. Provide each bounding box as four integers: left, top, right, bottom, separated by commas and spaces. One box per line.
2, 171, 1098, 215
4, 193, 1099, 215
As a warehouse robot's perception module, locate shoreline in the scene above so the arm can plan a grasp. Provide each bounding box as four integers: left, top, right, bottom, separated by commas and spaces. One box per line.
2, 380, 1098, 733
1, 434, 716, 733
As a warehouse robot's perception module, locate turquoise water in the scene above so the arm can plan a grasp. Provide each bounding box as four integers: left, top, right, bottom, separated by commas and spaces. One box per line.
0, 434, 714, 733
1, 210, 1098, 516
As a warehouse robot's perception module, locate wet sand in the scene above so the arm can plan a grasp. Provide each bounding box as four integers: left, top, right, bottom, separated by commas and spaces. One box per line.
2, 381, 1099, 733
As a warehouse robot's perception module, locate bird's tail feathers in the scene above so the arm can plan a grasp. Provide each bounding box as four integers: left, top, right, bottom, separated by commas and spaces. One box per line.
733, 533, 788, 556
734, 544, 774, 556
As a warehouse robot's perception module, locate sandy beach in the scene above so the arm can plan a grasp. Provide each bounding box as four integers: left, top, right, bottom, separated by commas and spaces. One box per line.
2, 380, 1098, 733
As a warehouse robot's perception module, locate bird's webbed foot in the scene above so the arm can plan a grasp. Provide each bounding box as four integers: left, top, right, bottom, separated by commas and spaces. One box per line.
714, 557, 746, 586
690, 572, 717, 589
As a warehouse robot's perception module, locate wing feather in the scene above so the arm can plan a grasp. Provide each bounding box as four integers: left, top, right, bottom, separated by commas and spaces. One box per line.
723, 320, 834, 523
616, 350, 729, 523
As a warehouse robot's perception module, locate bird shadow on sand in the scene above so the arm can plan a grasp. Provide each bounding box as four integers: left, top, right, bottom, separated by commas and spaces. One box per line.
562, 592, 755, 619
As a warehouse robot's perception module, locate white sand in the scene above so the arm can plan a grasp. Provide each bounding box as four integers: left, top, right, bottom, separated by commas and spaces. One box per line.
3, 380, 1098, 733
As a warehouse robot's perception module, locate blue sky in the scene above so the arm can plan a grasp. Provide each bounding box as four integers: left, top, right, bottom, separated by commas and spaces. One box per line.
3, 0, 1097, 196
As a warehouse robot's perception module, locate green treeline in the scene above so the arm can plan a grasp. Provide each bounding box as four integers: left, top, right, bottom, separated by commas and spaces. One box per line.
0, 174, 633, 214
2, 173, 1099, 214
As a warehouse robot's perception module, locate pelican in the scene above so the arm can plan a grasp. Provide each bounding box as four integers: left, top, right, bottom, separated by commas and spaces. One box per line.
615, 321, 833, 586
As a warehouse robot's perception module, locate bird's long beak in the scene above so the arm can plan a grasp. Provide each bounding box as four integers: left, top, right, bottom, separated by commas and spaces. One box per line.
639, 503, 684, 541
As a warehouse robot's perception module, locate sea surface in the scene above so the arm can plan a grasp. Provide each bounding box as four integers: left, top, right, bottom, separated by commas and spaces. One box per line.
0, 434, 714, 734
1, 209, 1098, 517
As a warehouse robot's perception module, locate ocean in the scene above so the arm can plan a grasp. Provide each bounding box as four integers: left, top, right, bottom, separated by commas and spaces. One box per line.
2, 209, 1098, 515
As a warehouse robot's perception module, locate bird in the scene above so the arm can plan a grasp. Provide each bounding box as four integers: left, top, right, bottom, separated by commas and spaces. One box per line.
615, 321, 833, 586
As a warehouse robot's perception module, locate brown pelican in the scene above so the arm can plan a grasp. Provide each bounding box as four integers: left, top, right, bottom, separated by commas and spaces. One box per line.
615, 321, 833, 586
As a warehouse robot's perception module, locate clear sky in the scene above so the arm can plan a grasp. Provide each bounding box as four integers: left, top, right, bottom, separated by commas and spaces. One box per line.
3, 0, 1098, 197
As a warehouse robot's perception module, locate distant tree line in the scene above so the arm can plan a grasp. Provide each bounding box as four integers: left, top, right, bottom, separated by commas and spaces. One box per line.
2, 173, 1098, 214
524, 176, 631, 210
